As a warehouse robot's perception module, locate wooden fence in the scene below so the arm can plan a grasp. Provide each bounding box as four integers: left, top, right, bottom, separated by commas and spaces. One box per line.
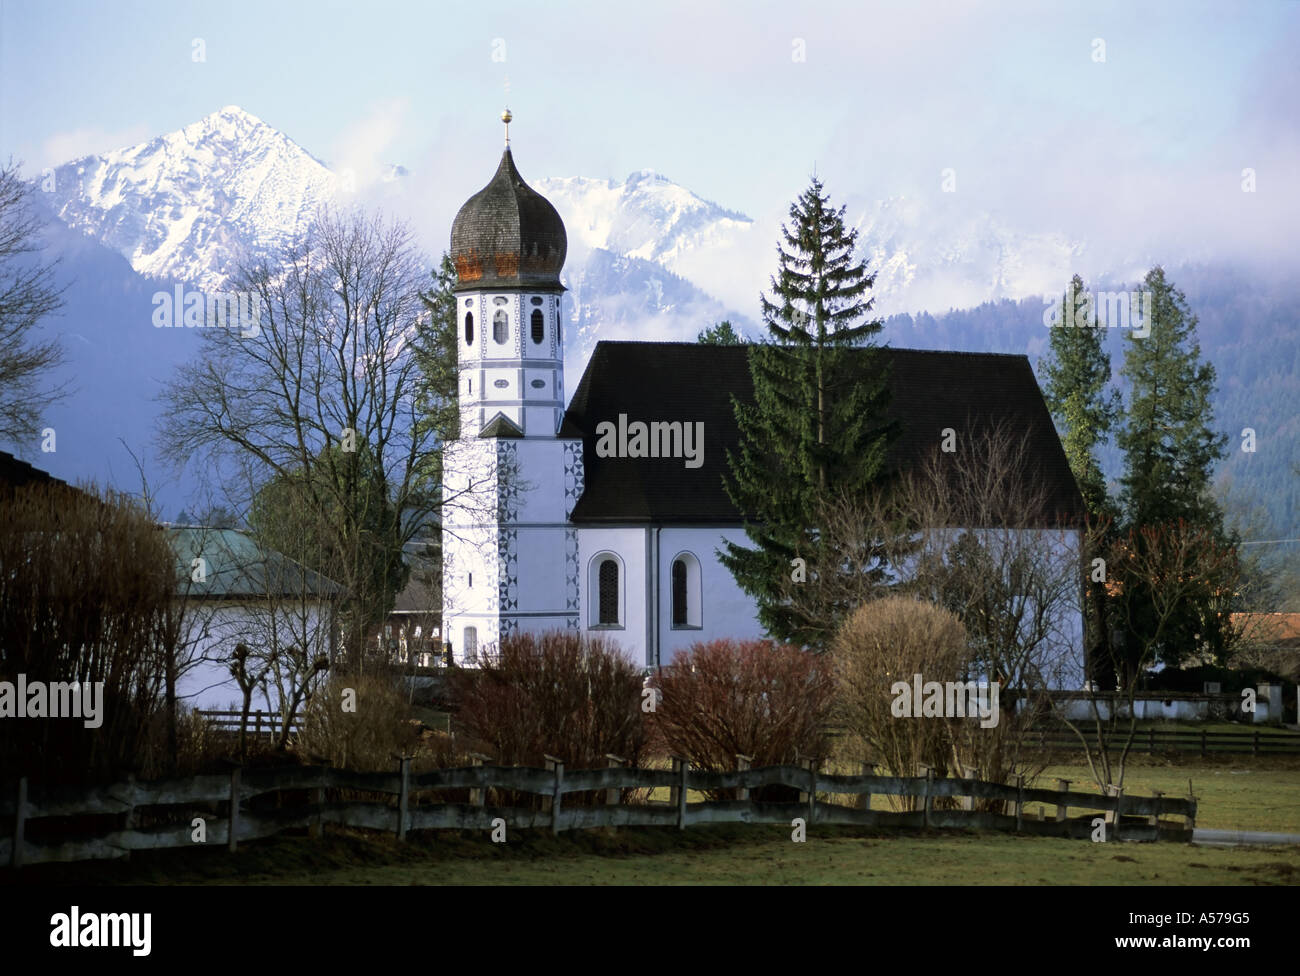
1, 758, 1196, 868
194, 709, 300, 739
1024, 727, 1300, 756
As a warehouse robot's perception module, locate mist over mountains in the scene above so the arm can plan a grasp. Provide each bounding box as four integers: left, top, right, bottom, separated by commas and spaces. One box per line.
16, 106, 1298, 561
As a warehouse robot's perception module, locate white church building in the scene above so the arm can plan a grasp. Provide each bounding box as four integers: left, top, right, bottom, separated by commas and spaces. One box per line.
441, 119, 1086, 672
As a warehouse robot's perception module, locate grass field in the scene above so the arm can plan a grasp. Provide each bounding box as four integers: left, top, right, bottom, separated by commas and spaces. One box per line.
11, 824, 1297, 886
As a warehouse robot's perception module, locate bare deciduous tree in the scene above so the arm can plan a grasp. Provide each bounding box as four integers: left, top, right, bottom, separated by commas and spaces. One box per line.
160, 205, 495, 672
0, 159, 67, 443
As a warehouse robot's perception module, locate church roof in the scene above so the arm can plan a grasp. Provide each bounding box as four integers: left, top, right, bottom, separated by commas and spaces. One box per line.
563, 341, 1084, 526
450, 148, 567, 292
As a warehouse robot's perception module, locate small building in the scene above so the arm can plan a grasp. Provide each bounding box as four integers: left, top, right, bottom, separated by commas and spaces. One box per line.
165, 526, 345, 710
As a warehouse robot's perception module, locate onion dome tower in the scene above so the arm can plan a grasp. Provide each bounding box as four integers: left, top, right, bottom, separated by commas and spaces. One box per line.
441, 111, 584, 666
449, 109, 568, 438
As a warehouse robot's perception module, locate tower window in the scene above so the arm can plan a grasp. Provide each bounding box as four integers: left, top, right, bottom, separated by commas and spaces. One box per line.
493, 309, 508, 344
464, 311, 474, 345
531, 308, 544, 344
556, 311, 562, 344
464, 626, 478, 664
598, 560, 619, 625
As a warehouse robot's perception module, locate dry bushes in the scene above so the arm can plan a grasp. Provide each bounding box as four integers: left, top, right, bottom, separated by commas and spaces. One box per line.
831, 596, 969, 803
296, 674, 423, 771
0, 482, 178, 783
449, 630, 647, 771
647, 639, 833, 798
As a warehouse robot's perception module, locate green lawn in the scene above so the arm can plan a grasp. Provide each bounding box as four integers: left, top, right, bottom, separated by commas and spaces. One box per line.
1022, 756, 1300, 834
14, 826, 1296, 886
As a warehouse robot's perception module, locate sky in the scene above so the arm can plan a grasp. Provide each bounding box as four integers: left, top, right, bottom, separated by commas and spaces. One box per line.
3, 0, 1299, 284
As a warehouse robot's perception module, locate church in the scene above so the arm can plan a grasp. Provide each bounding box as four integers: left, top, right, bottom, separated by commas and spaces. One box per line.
440, 116, 1084, 671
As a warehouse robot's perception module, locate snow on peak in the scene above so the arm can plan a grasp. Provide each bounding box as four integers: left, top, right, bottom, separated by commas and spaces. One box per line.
536, 170, 752, 272
46, 106, 338, 288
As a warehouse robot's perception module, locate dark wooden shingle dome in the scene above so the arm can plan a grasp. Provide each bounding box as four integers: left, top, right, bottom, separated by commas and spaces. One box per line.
450, 148, 567, 291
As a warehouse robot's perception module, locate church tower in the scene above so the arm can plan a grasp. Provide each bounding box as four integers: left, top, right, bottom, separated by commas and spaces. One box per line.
441, 111, 584, 663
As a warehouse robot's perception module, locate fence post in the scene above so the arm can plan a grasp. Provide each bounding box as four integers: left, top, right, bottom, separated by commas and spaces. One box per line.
961, 766, 978, 812
543, 755, 563, 818
551, 759, 564, 836
1253, 731, 1260, 756
604, 754, 626, 806
468, 753, 491, 807
396, 755, 410, 841
806, 760, 817, 823
735, 754, 752, 802
1149, 789, 1163, 828
10, 777, 26, 870
1148, 728, 1155, 755
677, 757, 688, 830
227, 765, 241, 854
1104, 784, 1124, 841
1200, 730, 1207, 758
921, 765, 933, 828
860, 762, 875, 811
1055, 779, 1071, 823
308, 766, 325, 840
1013, 774, 1024, 832
1186, 782, 1197, 831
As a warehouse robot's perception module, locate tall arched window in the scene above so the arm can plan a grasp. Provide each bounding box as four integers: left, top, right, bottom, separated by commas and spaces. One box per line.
464, 311, 474, 345
669, 552, 702, 629
556, 311, 562, 344
672, 559, 688, 627
531, 308, 544, 344
598, 559, 619, 625
493, 309, 508, 344
463, 626, 478, 664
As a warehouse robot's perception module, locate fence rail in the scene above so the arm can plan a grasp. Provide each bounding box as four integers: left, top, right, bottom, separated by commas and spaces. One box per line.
194, 710, 300, 738
1025, 727, 1300, 756
2, 758, 1195, 868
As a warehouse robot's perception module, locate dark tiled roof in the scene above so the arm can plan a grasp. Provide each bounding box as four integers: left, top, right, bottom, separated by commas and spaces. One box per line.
0, 450, 71, 491
479, 412, 524, 438
563, 341, 1084, 526
450, 148, 567, 292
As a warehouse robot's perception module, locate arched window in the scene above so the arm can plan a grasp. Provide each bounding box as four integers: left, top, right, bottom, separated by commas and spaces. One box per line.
463, 626, 478, 664
598, 560, 619, 625
464, 311, 474, 345
669, 552, 702, 629
531, 308, 544, 344
672, 559, 688, 627
493, 309, 508, 344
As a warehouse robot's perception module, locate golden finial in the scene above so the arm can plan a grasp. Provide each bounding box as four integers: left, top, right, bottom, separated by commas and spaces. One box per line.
501, 107, 512, 147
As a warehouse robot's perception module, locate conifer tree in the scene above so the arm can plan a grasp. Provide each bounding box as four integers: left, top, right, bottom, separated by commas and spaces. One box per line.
720, 177, 896, 650
1039, 275, 1121, 684
1039, 275, 1120, 516
1116, 266, 1235, 669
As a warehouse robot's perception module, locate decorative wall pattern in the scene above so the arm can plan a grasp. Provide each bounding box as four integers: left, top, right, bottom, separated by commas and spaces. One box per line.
564, 526, 580, 631
562, 439, 584, 513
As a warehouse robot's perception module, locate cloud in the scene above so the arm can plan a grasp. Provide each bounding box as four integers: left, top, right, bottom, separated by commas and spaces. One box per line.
328, 98, 411, 193
36, 123, 150, 170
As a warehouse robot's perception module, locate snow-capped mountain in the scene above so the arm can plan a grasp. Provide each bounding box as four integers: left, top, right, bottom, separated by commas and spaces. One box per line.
537, 170, 753, 274
45, 106, 338, 289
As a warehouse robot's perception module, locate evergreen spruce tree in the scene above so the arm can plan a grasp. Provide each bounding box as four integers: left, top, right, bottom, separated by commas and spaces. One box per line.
1039, 275, 1120, 516
720, 177, 896, 650
697, 319, 743, 345
1117, 266, 1234, 669
1039, 275, 1121, 684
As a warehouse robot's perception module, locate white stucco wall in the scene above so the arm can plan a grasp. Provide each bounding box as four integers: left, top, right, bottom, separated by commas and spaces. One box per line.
175, 600, 335, 710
